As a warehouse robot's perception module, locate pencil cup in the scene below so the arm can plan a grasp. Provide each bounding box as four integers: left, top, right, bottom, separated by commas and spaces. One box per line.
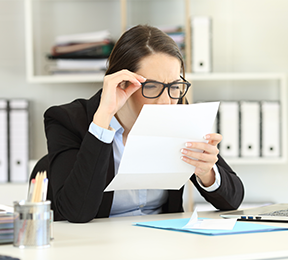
13, 200, 51, 248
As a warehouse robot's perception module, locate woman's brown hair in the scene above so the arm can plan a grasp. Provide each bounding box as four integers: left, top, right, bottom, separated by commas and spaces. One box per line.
105, 24, 185, 77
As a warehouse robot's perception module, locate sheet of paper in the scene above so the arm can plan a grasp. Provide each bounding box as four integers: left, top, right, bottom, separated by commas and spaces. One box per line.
183, 209, 237, 230
105, 102, 220, 191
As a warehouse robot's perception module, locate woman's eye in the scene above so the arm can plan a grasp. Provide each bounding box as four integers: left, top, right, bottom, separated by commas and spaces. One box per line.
144, 84, 158, 89
170, 85, 180, 90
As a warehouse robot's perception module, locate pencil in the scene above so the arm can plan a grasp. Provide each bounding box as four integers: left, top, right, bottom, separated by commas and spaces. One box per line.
31, 172, 40, 203
36, 172, 44, 202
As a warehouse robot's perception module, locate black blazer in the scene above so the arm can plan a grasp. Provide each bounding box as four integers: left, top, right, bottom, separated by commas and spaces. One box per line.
44, 89, 244, 223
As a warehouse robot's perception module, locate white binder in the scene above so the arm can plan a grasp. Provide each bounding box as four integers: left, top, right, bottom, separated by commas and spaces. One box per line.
240, 101, 260, 157
9, 99, 29, 182
219, 102, 239, 157
191, 16, 212, 73
261, 101, 281, 157
0, 100, 8, 182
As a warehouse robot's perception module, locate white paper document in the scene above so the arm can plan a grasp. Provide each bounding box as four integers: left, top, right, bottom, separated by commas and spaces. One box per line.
104, 102, 219, 192
183, 209, 237, 230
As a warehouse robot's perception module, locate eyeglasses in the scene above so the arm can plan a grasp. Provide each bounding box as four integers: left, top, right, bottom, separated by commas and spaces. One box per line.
141, 76, 191, 99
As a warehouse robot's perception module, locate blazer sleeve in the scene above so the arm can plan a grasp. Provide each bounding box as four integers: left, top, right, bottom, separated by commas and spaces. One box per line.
191, 154, 244, 210
44, 105, 113, 223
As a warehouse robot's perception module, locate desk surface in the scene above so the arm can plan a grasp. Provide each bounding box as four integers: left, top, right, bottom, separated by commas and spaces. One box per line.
1, 211, 288, 260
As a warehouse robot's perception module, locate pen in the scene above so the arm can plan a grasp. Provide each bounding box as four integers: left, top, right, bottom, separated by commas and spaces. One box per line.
28, 179, 35, 202
42, 178, 48, 202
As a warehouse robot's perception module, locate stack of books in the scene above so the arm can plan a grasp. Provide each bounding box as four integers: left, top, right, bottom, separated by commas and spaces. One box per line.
0, 213, 14, 244
47, 30, 114, 75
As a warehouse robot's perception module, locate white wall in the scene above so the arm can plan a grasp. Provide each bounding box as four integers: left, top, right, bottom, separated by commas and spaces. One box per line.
1, 0, 288, 206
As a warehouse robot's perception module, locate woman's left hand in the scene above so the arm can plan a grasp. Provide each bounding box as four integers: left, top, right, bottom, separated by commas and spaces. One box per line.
181, 133, 222, 187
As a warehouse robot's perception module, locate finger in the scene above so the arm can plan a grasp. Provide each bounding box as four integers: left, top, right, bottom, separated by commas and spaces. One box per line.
107, 70, 146, 98
116, 70, 146, 87
105, 69, 145, 89
185, 142, 219, 155
121, 71, 146, 96
122, 79, 148, 98
181, 149, 218, 164
204, 133, 222, 146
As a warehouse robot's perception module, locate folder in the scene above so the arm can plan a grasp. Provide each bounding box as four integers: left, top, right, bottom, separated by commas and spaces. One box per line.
219, 102, 239, 157
9, 99, 29, 182
135, 217, 288, 236
191, 16, 212, 73
261, 101, 281, 157
240, 101, 260, 157
0, 100, 8, 183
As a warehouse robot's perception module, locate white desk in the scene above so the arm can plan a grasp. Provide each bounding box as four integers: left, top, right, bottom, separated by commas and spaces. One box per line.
1, 211, 288, 260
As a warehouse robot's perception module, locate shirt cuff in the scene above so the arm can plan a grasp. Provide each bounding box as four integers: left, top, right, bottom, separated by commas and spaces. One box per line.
196, 164, 221, 192
88, 122, 115, 144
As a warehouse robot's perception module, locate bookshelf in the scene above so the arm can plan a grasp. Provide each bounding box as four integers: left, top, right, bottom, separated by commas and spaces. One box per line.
23, 1, 287, 164
24, 0, 191, 82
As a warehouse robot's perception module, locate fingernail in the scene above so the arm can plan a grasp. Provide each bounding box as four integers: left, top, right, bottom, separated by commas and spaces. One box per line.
204, 135, 210, 140
181, 149, 187, 154
186, 143, 192, 148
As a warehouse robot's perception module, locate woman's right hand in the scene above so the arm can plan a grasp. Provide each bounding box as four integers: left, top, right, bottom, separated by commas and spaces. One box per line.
93, 69, 146, 129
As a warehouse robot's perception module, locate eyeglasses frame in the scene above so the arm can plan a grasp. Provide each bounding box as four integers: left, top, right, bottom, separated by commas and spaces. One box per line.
141, 76, 191, 99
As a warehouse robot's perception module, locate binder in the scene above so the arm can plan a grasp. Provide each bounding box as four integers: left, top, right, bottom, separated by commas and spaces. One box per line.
219, 102, 239, 157
240, 101, 261, 157
0, 100, 8, 183
261, 101, 281, 157
9, 99, 29, 182
191, 16, 212, 73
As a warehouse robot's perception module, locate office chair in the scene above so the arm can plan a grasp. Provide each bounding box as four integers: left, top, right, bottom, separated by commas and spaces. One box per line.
29, 154, 49, 183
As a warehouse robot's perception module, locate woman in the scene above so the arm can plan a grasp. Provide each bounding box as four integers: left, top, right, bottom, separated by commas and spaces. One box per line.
44, 25, 244, 223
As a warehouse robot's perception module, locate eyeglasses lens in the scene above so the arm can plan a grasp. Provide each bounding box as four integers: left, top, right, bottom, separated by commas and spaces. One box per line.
169, 83, 187, 99
143, 82, 187, 99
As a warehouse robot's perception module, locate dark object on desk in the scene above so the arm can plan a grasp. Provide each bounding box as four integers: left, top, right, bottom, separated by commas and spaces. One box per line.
221, 203, 288, 222
0, 255, 20, 260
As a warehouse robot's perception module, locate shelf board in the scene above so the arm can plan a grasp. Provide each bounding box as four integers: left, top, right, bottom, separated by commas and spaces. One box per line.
27, 73, 105, 84
27, 72, 285, 84
185, 72, 285, 81
225, 157, 286, 165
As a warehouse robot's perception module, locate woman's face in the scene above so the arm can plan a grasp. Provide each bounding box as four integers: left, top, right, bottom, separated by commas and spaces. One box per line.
127, 52, 181, 117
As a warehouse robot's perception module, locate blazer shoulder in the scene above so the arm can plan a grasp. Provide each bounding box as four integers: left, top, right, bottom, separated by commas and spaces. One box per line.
44, 89, 102, 130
